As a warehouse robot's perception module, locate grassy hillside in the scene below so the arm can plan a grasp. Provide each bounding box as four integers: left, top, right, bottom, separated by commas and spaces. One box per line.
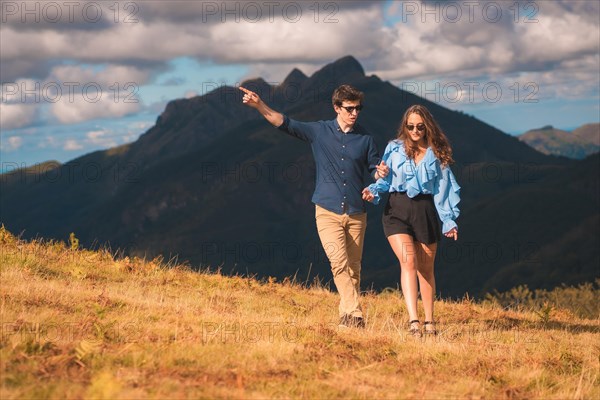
1, 227, 598, 399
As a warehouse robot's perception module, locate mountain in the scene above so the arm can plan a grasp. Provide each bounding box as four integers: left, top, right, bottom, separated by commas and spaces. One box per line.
518, 124, 599, 159
1, 56, 597, 298
573, 123, 600, 146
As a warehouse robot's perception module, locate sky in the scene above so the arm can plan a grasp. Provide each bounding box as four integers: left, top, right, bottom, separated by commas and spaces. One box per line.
1, 0, 599, 168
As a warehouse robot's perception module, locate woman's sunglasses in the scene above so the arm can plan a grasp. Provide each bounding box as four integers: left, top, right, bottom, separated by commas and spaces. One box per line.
406, 124, 425, 132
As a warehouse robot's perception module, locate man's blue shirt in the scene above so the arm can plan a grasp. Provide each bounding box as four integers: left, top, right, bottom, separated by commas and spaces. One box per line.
278, 115, 380, 215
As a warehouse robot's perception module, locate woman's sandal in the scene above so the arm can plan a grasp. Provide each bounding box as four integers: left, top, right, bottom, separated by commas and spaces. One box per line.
423, 321, 438, 336
408, 319, 422, 337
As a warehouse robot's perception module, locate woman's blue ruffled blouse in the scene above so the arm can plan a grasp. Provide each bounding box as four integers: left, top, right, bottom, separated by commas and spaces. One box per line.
367, 140, 461, 234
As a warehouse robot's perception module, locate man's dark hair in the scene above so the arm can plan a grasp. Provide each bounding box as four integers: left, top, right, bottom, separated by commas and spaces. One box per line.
332, 84, 364, 107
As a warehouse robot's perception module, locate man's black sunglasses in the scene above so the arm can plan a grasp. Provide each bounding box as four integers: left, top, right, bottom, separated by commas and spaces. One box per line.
340, 105, 363, 113
406, 124, 426, 132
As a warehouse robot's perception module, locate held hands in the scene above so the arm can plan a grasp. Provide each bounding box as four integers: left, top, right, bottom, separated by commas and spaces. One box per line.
362, 188, 375, 202
239, 86, 261, 108
444, 227, 458, 241
375, 160, 389, 180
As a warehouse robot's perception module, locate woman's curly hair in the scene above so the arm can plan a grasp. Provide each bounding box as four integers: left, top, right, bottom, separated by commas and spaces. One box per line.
396, 104, 454, 167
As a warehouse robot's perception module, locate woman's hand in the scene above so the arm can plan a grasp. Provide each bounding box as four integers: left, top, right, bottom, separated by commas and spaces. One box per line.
444, 227, 458, 241
362, 188, 375, 202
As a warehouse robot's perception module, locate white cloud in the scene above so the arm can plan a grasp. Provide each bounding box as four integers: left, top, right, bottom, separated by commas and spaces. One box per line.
128, 121, 152, 130
31, 125, 142, 155
1, 3, 385, 80
50, 94, 141, 124
2, 79, 43, 103
0, 103, 37, 130
1, 68, 146, 128
38, 135, 58, 149
86, 129, 106, 142
3, 136, 23, 151
50, 64, 153, 88
1, 22, 210, 67
209, 7, 385, 64
2, 1, 597, 88
372, 1, 599, 82
85, 129, 118, 147
515, 12, 599, 65
63, 139, 83, 151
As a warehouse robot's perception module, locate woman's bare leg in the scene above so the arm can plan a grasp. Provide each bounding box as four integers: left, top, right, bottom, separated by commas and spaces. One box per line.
388, 234, 420, 326
416, 241, 437, 330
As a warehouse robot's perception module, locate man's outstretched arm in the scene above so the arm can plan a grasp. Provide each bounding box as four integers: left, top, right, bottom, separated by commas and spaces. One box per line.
240, 86, 284, 127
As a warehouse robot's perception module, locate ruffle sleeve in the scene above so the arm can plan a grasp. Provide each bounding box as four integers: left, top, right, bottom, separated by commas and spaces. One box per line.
433, 166, 461, 234
367, 141, 398, 205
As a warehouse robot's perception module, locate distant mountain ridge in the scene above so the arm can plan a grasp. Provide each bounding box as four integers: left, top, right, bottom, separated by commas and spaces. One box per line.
518, 123, 599, 159
2, 56, 597, 297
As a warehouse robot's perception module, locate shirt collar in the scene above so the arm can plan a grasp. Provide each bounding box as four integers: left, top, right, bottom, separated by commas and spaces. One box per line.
333, 119, 355, 134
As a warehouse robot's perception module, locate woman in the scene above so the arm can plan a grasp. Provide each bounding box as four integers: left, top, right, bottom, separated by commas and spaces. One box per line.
362, 105, 460, 337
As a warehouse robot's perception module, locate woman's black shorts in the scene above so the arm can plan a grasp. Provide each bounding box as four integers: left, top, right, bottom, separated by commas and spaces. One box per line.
382, 192, 441, 244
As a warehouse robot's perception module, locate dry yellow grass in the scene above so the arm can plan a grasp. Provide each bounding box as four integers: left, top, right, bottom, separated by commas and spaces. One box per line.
1, 226, 598, 399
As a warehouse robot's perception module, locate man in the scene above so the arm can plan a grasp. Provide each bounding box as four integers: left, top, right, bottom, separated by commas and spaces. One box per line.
239, 84, 388, 329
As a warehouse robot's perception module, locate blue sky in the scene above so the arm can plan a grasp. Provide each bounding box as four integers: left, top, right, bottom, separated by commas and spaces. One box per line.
1, 0, 599, 168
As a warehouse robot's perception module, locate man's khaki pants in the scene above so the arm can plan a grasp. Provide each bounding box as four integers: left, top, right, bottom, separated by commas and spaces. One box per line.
315, 205, 367, 318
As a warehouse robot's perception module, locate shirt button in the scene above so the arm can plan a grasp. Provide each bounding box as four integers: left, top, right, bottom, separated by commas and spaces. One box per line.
341, 158, 344, 161
342, 145, 346, 148
341, 171, 344, 174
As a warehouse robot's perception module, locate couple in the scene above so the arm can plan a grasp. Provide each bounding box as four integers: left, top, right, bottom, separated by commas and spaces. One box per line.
240, 84, 460, 336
